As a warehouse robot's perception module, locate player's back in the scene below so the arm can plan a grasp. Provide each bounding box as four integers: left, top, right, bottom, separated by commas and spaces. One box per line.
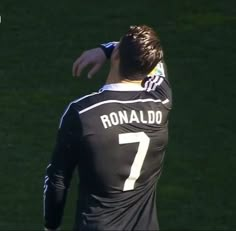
71, 82, 171, 230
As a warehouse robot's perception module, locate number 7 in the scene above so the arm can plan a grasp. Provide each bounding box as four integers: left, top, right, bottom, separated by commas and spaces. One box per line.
119, 132, 150, 191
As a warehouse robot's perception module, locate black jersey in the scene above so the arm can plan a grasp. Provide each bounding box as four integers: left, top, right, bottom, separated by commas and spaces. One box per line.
44, 64, 172, 230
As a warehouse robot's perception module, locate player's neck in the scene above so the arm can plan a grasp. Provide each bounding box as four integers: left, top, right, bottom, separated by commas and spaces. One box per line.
106, 68, 121, 84
106, 69, 142, 85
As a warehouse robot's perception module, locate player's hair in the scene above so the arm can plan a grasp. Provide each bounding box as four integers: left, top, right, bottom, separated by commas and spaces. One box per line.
118, 25, 163, 80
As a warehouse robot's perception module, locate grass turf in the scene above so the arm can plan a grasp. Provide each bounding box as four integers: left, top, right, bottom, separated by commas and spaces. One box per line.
0, 0, 236, 230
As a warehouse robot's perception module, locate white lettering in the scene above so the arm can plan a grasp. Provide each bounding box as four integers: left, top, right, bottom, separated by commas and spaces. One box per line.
118, 110, 129, 124
110, 112, 119, 125
100, 115, 111, 128
156, 111, 162, 124
148, 111, 155, 124
139, 110, 147, 123
129, 110, 140, 123
100, 110, 163, 129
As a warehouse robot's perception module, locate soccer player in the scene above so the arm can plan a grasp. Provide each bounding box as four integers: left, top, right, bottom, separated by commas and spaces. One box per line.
44, 25, 172, 231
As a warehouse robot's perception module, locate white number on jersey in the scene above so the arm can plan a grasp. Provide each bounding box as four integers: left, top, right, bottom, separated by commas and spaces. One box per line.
119, 132, 150, 191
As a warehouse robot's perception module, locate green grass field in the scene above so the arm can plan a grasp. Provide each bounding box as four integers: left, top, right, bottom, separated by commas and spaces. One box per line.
0, 0, 236, 230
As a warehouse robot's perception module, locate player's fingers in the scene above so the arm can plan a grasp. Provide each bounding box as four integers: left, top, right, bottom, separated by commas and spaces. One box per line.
75, 59, 90, 77
73, 51, 89, 77
88, 63, 102, 79
72, 60, 79, 77
72, 56, 84, 77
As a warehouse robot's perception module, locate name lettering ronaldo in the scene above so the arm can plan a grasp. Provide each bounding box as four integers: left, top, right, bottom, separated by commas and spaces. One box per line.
100, 110, 163, 129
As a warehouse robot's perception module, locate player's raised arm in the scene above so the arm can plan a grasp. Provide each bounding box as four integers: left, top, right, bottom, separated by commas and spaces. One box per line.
72, 42, 118, 78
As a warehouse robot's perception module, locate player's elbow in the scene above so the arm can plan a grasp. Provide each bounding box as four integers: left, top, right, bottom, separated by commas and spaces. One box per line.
51, 173, 67, 190
45, 165, 70, 191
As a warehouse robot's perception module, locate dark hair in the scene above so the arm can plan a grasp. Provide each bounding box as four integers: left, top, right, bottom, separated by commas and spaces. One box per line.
118, 25, 163, 80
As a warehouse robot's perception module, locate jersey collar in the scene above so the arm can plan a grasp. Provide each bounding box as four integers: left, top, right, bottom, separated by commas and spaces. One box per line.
100, 83, 145, 92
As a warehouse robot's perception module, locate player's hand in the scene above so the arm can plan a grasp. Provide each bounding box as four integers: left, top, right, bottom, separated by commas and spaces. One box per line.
72, 48, 106, 78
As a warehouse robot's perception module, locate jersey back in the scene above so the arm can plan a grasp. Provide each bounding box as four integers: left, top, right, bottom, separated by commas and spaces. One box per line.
44, 62, 172, 230
70, 79, 171, 230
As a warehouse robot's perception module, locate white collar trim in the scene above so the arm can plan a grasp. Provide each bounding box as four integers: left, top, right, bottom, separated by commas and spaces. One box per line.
100, 83, 145, 92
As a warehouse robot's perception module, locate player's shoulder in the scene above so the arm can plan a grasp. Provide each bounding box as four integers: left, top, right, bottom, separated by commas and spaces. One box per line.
67, 90, 105, 113
59, 91, 104, 128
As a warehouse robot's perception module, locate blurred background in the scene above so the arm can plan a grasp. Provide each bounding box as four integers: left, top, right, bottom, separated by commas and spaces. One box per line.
0, 0, 235, 230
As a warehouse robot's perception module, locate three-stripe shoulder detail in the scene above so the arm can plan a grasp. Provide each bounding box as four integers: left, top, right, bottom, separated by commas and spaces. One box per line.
144, 75, 165, 92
